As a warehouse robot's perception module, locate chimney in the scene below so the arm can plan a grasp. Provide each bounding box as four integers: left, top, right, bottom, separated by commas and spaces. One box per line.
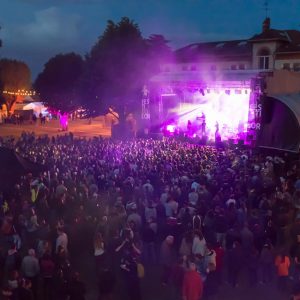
263, 17, 271, 32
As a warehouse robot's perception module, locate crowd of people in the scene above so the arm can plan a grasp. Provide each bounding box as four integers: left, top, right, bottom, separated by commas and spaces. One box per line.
1, 132, 300, 300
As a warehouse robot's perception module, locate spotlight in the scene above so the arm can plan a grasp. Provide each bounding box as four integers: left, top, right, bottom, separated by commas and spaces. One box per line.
225, 90, 231, 95
200, 89, 205, 96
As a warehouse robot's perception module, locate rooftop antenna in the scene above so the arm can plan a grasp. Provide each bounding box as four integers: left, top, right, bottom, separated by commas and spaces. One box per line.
264, 0, 269, 18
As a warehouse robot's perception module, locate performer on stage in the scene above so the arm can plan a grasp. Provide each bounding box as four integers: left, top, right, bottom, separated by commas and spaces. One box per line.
215, 121, 219, 135
201, 114, 206, 137
187, 120, 192, 136
215, 121, 221, 142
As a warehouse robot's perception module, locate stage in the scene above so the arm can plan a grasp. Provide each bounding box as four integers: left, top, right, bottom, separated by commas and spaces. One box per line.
149, 71, 263, 146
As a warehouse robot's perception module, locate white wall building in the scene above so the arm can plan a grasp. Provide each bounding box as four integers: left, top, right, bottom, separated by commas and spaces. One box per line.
157, 18, 300, 82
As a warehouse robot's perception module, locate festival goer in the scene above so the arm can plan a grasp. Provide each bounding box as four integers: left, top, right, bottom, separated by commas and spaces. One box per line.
160, 235, 175, 285
275, 252, 290, 292
21, 249, 39, 299
182, 261, 203, 300
40, 253, 55, 300
0, 133, 299, 300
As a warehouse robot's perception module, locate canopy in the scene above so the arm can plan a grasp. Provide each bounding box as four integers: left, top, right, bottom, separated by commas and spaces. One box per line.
23, 102, 47, 115
257, 94, 300, 152
0, 147, 47, 191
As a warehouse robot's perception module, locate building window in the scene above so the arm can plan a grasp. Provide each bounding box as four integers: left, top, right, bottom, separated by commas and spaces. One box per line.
257, 48, 270, 70
211, 65, 217, 71
182, 65, 188, 71
294, 63, 300, 72
239, 64, 245, 70
259, 56, 270, 69
191, 65, 197, 71
283, 63, 290, 70
231, 65, 237, 70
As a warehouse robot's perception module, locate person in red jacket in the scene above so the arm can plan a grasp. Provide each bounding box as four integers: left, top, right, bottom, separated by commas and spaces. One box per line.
182, 261, 203, 300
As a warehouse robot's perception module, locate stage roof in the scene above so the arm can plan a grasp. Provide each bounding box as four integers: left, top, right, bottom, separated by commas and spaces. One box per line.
257, 93, 300, 152
150, 70, 259, 86
269, 93, 300, 126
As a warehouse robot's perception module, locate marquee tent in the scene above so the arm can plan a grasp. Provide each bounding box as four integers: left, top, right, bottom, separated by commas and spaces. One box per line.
23, 102, 48, 116
257, 94, 300, 152
0, 147, 47, 191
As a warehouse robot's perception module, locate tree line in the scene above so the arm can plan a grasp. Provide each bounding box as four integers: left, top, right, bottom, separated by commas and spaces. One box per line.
0, 17, 172, 120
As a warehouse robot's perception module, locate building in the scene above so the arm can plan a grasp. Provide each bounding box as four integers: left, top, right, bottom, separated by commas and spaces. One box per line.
159, 18, 300, 76
150, 18, 300, 152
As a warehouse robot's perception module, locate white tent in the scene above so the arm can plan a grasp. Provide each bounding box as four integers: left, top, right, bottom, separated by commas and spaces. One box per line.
23, 102, 48, 116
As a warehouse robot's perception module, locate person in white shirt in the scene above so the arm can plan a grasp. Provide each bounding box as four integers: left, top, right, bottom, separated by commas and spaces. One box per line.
21, 249, 40, 299
192, 231, 207, 258
191, 181, 200, 192
160, 187, 169, 205
56, 228, 68, 254
143, 180, 154, 195
188, 188, 199, 206
164, 197, 178, 217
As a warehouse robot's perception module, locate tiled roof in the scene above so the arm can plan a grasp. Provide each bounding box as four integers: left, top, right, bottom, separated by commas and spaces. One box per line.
249, 29, 290, 42
276, 30, 300, 53
175, 28, 300, 62
175, 40, 252, 62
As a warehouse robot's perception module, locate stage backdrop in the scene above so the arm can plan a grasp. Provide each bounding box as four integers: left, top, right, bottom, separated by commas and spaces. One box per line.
257, 94, 300, 152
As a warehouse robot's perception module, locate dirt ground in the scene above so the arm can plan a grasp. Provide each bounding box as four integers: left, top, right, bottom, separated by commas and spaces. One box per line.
0, 118, 111, 138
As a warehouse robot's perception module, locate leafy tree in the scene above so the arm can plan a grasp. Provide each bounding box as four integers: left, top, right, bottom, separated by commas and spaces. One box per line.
35, 53, 84, 113
0, 59, 31, 114
146, 34, 173, 74
83, 17, 148, 121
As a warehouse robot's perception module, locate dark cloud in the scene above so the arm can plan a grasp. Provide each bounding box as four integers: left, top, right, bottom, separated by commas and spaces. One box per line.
1, 0, 300, 79
1, 6, 85, 78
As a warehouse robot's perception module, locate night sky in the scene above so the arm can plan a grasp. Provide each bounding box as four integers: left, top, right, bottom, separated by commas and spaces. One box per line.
1, 0, 299, 79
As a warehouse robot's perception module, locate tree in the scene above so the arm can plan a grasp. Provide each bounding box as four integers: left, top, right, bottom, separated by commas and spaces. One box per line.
146, 34, 173, 74
0, 59, 31, 114
82, 17, 149, 121
35, 53, 84, 113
